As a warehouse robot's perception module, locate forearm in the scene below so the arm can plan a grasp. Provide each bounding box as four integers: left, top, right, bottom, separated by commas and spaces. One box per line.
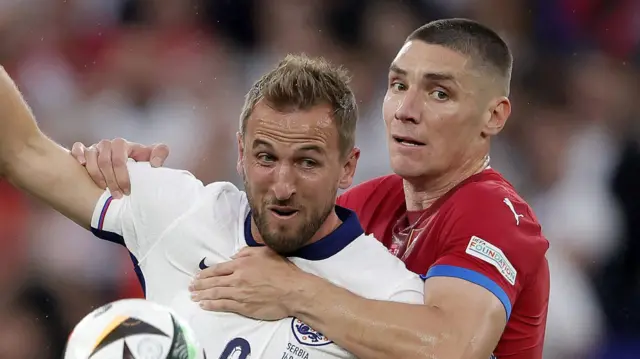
290, 277, 471, 359
0, 67, 41, 170
4, 137, 102, 227
0, 67, 102, 227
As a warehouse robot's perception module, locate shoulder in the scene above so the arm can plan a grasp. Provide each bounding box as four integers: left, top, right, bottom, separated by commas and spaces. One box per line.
203, 180, 244, 198
333, 233, 424, 300
338, 174, 403, 209
172, 181, 248, 229
127, 161, 203, 190
357, 234, 420, 281
347, 233, 398, 262
203, 181, 247, 212
448, 169, 539, 228
124, 162, 212, 222
440, 170, 549, 275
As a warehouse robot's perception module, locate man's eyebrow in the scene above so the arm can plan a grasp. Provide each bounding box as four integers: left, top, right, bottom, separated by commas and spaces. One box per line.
389, 63, 407, 75
423, 72, 455, 82
390, 63, 456, 83
296, 144, 325, 155
252, 140, 326, 155
252, 139, 273, 150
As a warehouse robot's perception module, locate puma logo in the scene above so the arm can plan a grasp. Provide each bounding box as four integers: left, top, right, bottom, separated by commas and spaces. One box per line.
503, 198, 524, 225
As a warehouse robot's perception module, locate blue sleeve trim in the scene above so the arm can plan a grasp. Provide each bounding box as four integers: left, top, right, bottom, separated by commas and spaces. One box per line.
421, 265, 512, 320
89, 228, 146, 296
90, 227, 126, 246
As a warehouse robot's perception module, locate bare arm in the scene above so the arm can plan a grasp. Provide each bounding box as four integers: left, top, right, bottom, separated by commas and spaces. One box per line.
288, 274, 505, 359
0, 67, 103, 228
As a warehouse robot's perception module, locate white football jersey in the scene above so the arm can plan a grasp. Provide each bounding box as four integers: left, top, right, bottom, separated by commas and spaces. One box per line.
90, 162, 424, 359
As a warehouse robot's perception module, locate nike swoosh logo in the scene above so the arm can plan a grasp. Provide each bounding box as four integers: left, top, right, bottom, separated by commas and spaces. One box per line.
199, 258, 209, 270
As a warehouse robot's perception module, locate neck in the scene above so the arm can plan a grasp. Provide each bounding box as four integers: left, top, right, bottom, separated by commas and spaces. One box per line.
251, 209, 343, 246
403, 154, 490, 211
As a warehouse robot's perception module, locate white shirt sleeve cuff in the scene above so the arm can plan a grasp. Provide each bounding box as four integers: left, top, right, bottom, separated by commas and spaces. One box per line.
91, 190, 123, 236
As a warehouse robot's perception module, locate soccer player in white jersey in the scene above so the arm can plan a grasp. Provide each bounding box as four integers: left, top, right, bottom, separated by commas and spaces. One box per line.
0, 55, 424, 358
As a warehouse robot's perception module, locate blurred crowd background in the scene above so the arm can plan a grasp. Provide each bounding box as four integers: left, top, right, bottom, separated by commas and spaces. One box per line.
0, 0, 639, 358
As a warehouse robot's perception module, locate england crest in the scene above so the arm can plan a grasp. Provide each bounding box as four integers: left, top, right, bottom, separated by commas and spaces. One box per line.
291, 318, 333, 346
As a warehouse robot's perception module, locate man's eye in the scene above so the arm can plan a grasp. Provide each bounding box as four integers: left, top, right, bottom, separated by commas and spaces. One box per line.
390, 82, 407, 92
300, 159, 317, 169
429, 90, 449, 101
257, 154, 275, 163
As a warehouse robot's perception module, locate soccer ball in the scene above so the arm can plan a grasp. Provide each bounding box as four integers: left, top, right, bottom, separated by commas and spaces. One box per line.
64, 298, 206, 359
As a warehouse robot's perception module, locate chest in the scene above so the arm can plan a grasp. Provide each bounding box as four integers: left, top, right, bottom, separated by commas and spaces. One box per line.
138, 204, 246, 308
138, 214, 355, 359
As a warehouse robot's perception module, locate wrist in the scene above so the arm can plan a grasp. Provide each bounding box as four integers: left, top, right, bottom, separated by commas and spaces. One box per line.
285, 270, 324, 317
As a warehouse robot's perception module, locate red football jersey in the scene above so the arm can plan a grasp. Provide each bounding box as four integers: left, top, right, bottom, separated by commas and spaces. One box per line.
337, 169, 550, 358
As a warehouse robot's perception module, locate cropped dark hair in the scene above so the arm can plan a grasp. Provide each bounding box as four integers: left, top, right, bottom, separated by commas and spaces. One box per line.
407, 18, 513, 94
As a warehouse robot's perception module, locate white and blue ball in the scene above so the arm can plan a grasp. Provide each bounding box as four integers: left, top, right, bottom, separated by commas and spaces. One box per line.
64, 298, 205, 359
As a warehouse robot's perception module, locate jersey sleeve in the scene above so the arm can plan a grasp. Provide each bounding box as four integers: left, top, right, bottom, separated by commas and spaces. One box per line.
421, 184, 549, 321
90, 161, 203, 259
387, 275, 425, 304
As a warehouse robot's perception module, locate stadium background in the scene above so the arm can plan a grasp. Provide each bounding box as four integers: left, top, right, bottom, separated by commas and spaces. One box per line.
0, 0, 638, 358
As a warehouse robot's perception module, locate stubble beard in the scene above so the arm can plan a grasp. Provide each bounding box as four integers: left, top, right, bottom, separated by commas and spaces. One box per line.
244, 179, 335, 255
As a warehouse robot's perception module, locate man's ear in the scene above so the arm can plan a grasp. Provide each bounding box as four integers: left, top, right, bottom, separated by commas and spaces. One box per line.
236, 132, 244, 176
338, 147, 360, 190
482, 97, 511, 137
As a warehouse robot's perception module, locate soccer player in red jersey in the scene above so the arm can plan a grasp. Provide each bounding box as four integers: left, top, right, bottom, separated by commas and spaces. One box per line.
72, 19, 549, 359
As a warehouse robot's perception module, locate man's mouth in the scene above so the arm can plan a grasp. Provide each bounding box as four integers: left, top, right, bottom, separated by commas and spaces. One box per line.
392, 135, 426, 146
268, 206, 299, 218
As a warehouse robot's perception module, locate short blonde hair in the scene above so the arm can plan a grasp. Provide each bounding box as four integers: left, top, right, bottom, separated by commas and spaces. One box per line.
239, 54, 358, 157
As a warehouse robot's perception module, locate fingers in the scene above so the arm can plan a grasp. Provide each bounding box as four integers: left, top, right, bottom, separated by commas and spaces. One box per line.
198, 299, 243, 313
128, 142, 170, 167
96, 140, 124, 198
84, 145, 107, 190
71, 142, 87, 165
189, 275, 235, 292
198, 260, 237, 279
150, 143, 170, 167
128, 143, 153, 162
75, 138, 164, 197
110, 138, 132, 195
189, 274, 242, 312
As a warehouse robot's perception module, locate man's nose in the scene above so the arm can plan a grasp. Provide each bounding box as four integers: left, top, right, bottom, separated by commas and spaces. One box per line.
272, 164, 296, 200
394, 89, 422, 124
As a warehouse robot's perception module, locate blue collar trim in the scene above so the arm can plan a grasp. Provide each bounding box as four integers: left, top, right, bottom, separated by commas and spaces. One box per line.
244, 206, 363, 260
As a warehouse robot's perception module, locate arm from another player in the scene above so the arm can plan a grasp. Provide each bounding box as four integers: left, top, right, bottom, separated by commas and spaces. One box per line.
193, 185, 548, 358
0, 67, 201, 258
288, 270, 506, 359
285, 187, 548, 359
194, 248, 506, 359
0, 66, 103, 227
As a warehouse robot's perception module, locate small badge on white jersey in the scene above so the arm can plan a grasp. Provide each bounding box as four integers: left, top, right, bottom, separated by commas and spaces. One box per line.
465, 236, 517, 285
291, 318, 333, 346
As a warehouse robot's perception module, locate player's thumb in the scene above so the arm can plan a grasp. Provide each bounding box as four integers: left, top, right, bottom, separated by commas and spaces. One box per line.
149, 143, 170, 167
